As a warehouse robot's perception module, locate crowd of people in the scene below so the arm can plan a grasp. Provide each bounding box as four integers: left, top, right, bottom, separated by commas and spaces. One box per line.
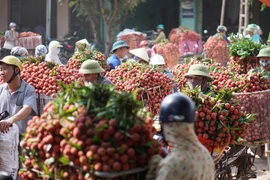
0, 21, 270, 180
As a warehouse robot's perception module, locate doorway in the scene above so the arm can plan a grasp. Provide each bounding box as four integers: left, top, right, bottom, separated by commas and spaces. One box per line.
10, 0, 57, 38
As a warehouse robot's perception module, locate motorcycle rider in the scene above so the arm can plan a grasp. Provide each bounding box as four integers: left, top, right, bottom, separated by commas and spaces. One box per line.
184, 64, 213, 94
0, 56, 37, 179
214, 25, 230, 44
45, 40, 63, 65
146, 93, 215, 180
79, 59, 113, 86
107, 40, 129, 70
245, 26, 260, 44
149, 24, 166, 45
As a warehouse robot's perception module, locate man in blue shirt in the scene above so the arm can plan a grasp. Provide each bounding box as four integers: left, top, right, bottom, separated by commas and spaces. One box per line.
107, 40, 129, 70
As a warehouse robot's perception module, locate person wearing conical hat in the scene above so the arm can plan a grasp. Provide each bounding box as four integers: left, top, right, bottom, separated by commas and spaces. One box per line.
129, 48, 150, 64
184, 64, 213, 94
79, 59, 113, 86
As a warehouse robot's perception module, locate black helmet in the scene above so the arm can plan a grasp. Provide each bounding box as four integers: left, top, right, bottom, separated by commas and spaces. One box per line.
159, 93, 196, 123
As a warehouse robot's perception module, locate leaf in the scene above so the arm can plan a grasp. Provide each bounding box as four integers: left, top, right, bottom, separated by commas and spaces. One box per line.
59, 156, 70, 166
142, 141, 155, 147
93, 135, 101, 144
19, 156, 25, 164
70, 143, 82, 150
44, 157, 55, 165
42, 164, 53, 177
94, 124, 109, 133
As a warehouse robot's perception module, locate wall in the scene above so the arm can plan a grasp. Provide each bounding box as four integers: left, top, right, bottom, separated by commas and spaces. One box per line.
202, 0, 239, 36
57, 0, 69, 39
0, 0, 9, 32
180, 0, 197, 32
197, 0, 203, 34
121, 0, 179, 38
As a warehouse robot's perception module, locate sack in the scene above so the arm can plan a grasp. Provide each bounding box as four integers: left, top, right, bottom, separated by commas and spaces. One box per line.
0, 124, 19, 180
3, 40, 15, 50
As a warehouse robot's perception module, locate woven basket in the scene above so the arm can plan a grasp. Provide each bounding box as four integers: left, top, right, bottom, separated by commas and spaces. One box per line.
233, 90, 270, 144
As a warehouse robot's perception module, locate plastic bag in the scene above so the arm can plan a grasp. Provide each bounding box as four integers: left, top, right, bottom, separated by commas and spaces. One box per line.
0, 124, 19, 180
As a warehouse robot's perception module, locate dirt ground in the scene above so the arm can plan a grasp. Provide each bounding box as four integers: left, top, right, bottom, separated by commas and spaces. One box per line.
251, 156, 270, 180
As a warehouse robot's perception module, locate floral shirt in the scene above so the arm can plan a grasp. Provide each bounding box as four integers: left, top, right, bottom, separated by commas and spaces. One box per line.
147, 122, 215, 180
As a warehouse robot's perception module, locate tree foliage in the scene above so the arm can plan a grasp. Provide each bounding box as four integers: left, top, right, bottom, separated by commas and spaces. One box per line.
61, 0, 146, 55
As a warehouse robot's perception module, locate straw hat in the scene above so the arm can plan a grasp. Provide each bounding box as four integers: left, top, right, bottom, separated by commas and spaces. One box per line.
129, 48, 150, 62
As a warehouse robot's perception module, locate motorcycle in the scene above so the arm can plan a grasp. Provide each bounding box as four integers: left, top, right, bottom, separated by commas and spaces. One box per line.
61, 32, 79, 58
202, 29, 210, 44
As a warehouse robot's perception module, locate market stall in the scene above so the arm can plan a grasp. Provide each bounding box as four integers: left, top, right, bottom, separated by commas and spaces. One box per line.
15, 32, 42, 55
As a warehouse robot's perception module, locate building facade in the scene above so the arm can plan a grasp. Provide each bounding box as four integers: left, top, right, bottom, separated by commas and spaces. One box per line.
0, 0, 269, 43
0, 0, 69, 40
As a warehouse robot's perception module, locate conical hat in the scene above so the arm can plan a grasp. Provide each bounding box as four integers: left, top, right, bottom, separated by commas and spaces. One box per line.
129, 48, 150, 62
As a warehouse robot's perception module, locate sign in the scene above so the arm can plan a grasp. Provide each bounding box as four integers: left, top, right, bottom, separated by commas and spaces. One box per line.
182, 0, 194, 18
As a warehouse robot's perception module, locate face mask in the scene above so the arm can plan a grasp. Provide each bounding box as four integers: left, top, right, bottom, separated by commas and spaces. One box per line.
187, 79, 202, 90
260, 60, 270, 67
84, 81, 93, 87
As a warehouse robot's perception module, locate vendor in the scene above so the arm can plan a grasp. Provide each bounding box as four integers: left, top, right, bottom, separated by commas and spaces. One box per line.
184, 64, 213, 94
45, 41, 63, 65
214, 25, 230, 44
139, 40, 153, 58
146, 93, 215, 180
3, 22, 19, 56
245, 26, 260, 44
10, 46, 29, 59
149, 24, 166, 45
150, 54, 178, 93
107, 40, 129, 70
35, 45, 48, 57
79, 59, 113, 86
129, 47, 149, 64
248, 47, 270, 80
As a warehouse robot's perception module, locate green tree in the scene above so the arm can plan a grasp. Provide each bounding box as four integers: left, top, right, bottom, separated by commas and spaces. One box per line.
63, 0, 146, 56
